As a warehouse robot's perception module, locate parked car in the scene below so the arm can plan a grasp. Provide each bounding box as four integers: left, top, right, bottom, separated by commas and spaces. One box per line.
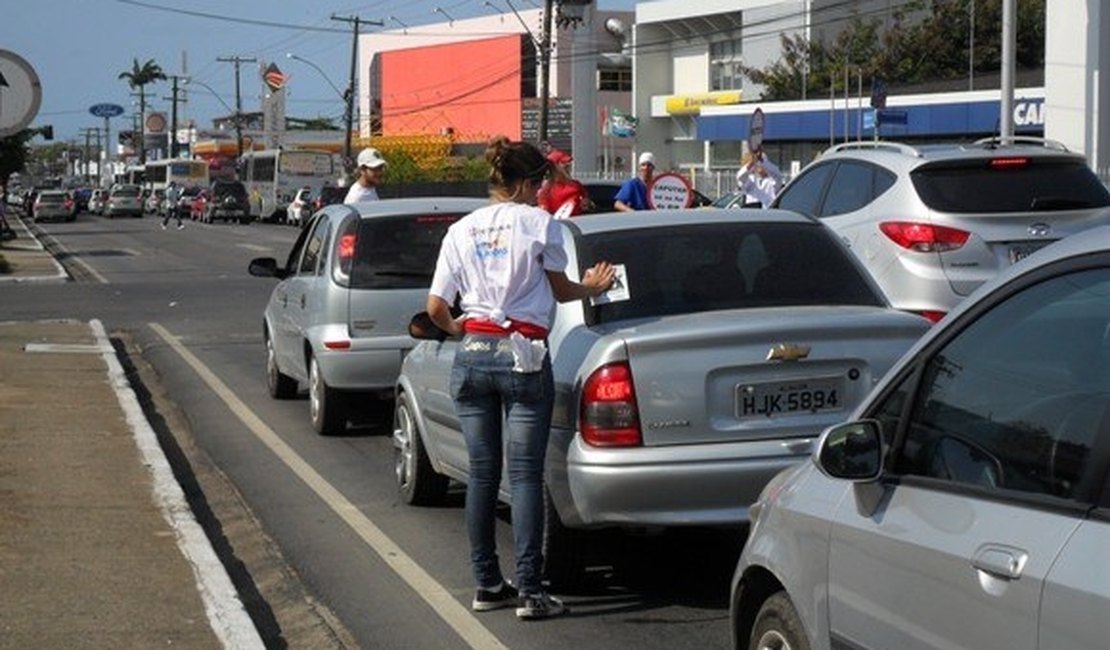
730, 224, 1110, 650
393, 208, 931, 587
88, 189, 108, 215
32, 190, 76, 222
771, 137, 1110, 322
72, 187, 93, 212
105, 184, 144, 218
203, 180, 251, 224
144, 188, 165, 215
176, 186, 204, 218
311, 185, 348, 215
712, 190, 748, 209
287, 187, 313, 226
248, 197, 489, 435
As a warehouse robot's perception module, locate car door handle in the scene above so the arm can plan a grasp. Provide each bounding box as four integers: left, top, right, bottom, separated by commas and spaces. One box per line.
971, 544, 1027, 580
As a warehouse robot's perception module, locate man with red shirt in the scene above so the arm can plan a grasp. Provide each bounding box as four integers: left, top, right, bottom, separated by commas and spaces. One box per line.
537, 149, 591, 218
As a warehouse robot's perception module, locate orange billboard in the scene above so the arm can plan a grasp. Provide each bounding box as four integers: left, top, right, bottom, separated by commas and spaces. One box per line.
381, 35, 525, 139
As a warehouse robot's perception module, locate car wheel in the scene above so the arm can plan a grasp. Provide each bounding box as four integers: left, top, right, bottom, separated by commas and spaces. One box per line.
749, 592, 810, 650
542, 487, 589, 591
309, 354, 348, 435
393, 392, 448, 506
266, 334, 297, 399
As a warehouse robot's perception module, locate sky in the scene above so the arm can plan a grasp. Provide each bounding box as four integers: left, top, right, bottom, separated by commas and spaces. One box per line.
2, 0, 637, 146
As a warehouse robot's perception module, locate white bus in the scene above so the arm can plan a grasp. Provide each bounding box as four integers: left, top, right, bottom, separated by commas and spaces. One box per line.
143, 158, 210, 192
238, 149, 338, 222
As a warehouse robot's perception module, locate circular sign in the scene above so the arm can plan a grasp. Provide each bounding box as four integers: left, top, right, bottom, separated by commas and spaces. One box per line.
145, 112, 167, 133
89, 103, 125, 118
647, 172, 693, 210
0, 49, 43, 138
748, 107, 765, 153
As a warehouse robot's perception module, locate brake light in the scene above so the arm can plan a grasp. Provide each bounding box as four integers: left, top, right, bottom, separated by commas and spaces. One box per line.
323, 340, 351, 350
580, 362, 641, 447
990, 157, 1030, 169
879, 221, 969, 252
64, 198, 74, 209
918, 310, 947, 324
337, 234, 357, 261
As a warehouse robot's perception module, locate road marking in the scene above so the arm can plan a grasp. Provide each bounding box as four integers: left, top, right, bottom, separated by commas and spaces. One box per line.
236, 244, 271, 252
94, 320, 264, 649
148, 322, 508, 650
24, 343, 103, 354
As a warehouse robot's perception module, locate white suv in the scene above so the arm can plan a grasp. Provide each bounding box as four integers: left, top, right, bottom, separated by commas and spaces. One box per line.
773, 137, 1110, 322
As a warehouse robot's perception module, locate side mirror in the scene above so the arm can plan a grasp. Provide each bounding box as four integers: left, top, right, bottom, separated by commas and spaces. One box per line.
248, 257, 285, 279
815, 420, 883, 481
408, 311, 452, 342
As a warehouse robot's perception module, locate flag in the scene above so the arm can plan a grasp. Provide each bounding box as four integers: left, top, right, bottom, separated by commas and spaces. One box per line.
600, 105, 608, 137
263, 63, 288, 93
608, 108, 637, 138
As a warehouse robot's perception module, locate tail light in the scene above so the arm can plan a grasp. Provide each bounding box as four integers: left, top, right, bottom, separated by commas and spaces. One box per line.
879, 221, 969, 252
64, 198, 74, 210
918, 310, 947, 324
990, 157, 1030, 170
580, 362, 642, 447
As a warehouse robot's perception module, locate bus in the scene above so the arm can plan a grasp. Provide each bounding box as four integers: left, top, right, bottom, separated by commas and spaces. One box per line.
239, 149, 339, 222
115, 164, 145, 188
143, 158, 210, 193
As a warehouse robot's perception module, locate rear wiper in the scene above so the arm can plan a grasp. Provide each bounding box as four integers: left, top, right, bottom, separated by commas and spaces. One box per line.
1029, 196, 1093, 210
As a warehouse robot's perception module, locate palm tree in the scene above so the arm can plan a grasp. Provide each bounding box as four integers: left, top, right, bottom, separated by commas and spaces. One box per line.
118, 58, 167, 165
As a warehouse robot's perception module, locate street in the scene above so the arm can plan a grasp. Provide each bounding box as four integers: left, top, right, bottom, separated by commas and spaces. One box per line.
3, 210, 742, 650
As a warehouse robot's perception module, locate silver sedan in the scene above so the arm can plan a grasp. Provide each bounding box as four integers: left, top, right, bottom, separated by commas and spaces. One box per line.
393, 208, 931, 588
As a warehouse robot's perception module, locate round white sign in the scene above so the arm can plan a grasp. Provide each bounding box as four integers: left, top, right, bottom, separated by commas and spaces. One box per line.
648, 172, 693, 210
0, 50, 43, 138
748, 107, 765, 153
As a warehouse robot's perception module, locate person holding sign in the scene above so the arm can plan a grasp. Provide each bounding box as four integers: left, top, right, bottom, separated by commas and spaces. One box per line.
735, 149, 784, 209
537, 149, 590, 218
614, 152, 656, 211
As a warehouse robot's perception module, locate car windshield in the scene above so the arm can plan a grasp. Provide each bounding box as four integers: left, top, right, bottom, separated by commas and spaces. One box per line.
113, 187, 140, 197
911, 158, 1110, 213
349, 213, 465, 289
577, 222, 884, 325
213, 183, 246, 198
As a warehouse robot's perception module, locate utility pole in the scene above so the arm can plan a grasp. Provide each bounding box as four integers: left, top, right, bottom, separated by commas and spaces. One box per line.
79, 127, 99, 184
999, 0, 1016, 141
163, 75, 188, 158
218, 55, 257, 159
538, 0, 555, 145
331, 14, 384, 182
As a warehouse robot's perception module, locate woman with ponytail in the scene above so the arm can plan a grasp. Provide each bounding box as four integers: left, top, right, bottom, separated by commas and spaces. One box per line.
427, 137, 615, 620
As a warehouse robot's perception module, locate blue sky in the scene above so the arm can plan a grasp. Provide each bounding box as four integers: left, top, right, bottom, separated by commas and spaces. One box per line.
3, 0, 637, 145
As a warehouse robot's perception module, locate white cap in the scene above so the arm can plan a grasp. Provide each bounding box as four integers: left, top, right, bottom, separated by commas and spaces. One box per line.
356, 147, 387, 169
638, 152, 655, 166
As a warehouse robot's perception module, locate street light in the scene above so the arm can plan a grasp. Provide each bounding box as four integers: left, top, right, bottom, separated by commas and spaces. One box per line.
286, 52, 352, 180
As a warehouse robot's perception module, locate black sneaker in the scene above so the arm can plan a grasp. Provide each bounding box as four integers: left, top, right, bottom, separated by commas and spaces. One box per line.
472, 582, 519, 612
516, 592, 567, 620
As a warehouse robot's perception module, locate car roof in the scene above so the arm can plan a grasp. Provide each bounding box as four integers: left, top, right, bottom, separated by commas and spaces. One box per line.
350, 197, 489, 218
817, 138, 1089, 174
561, 207, 815, 235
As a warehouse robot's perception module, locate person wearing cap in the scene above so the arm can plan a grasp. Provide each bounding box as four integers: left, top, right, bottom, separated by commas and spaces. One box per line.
537, 149, 591, 218
344, 147, 388, 204
613, 151, 655, 212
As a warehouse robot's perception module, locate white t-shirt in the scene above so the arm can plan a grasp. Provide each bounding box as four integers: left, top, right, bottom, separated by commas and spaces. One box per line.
430, 202, 568, 329
343, 182, 379, 204
736, 156, 784, 208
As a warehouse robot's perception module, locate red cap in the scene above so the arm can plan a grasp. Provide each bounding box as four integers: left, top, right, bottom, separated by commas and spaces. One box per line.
546, 149, 573, 166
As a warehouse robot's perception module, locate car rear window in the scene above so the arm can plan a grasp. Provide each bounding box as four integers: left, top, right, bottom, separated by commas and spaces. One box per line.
39, 194, 66, 203
213, 183, 247, 198
113, 187, 140, 197
911, 158, 1110, 213
577, 222, 883, 325
348, 213, 464, 289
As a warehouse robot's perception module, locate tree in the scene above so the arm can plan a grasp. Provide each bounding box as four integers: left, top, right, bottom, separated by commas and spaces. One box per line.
118, 58, 167, 165
743, 0, 1045, 101
0, 129, 37, 189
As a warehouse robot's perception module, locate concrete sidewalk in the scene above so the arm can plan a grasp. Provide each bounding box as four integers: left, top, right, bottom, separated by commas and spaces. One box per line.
0, 319, 263, 648
0, 212, 68, 283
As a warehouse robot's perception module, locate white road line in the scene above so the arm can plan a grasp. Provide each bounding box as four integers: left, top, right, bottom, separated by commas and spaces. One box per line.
93, 320, 264, 649
148, 322, 509, 650
236, 244, 271, 252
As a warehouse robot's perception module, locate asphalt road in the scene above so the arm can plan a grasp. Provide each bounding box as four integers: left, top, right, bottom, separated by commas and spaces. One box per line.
5, 209, 744, 650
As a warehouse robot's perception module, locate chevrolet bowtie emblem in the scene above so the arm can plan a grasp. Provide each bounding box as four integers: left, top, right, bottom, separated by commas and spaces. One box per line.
767, 343, 811, 361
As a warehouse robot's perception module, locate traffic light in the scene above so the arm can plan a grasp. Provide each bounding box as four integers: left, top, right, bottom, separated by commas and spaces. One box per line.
41, 125, 54, 140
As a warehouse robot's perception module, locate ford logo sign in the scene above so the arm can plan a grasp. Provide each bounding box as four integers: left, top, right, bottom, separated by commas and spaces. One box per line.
1028, 222, 1051, 238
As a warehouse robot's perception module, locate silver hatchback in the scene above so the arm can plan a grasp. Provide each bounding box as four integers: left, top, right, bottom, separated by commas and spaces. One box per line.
249, 197, 488, 435
773, 138, 1110, 322
393, 209, 931, 588
730, 226, 1110, 650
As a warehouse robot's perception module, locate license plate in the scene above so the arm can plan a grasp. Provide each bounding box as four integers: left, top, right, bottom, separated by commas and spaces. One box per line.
736, 378, 843, 419
1009, 242, 1052, 264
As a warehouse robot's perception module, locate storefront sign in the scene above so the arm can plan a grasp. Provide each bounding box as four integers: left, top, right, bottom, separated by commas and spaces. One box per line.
665, 91, 742, 116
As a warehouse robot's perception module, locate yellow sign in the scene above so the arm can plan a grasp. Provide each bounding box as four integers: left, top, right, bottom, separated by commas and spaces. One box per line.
665, 91, 742, 116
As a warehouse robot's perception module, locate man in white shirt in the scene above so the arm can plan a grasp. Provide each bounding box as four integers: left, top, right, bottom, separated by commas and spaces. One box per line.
736, 149, 784, 208
344, 147, 387, 204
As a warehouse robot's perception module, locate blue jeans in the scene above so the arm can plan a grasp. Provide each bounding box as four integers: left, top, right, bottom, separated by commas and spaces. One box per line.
450, 334, 553, 595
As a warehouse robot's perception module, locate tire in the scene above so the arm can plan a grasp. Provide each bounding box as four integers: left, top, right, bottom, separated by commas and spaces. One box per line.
749, 592, 810, 650
393, 392, 448, 506
309, 354, 348, 435
266, 334, 297, 399
542, 487, 589, 591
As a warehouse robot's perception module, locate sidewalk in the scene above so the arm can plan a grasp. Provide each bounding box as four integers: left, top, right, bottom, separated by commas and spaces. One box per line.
0, 212, 68, 283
